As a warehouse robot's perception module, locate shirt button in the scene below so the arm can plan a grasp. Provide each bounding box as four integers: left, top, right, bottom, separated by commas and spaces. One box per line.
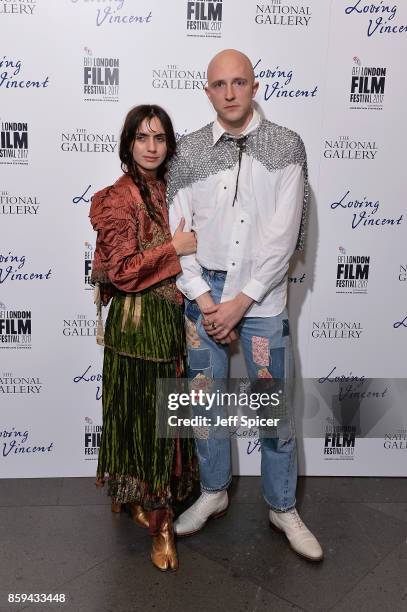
232, 262, 235, 266
236, 241, 239, 244
240, 219, 244, 223
223, 186, 227, 190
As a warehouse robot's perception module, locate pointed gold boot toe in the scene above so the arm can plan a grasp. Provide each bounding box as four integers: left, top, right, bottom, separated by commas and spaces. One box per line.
130, 503, 149, 528
149, 511, 178, 572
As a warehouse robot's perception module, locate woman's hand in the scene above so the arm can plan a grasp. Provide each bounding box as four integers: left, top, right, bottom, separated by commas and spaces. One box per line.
172, 218, 197, 256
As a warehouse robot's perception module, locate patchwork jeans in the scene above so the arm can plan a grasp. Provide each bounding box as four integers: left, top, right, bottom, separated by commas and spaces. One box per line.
184, 269, 297, 512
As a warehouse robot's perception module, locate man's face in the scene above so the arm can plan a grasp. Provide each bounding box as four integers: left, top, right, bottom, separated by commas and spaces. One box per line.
205, 55, 258, 130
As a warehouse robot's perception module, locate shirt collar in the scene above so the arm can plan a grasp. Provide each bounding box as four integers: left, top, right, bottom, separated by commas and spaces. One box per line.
212, 108, 260, 146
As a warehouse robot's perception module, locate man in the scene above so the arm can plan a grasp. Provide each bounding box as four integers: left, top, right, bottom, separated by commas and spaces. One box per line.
168, 49, 323, 561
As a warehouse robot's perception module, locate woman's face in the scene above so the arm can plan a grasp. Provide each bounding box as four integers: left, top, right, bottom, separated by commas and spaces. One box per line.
132, 116, 167, 177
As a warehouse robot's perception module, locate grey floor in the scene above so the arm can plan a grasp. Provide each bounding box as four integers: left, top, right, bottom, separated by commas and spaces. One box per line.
0, 477, 406, 612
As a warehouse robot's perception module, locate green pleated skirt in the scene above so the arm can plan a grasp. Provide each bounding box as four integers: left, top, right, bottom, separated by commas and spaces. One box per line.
97, 290, 197, 510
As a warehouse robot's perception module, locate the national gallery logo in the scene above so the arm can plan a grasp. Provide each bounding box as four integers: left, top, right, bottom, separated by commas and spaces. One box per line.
63, 314, 97, 338
0, 121, 28, 166
152, 65, 207, 90
186, 0, 223, 38
84, 417, 102, 460
61, 129, 117, 153
0, 0, 36, 16
0, 372, 42, 394
70, 0, 152, 28
311, 317, 363, 340
254, 1, 311, 26
335, 247, 370, 295
84, 241, 94, 290
83, 48, 119, 103
399, 264, 406, 282
0, 303, 32, 350
323, 135, 378, 160
349, 56, 386, 111
384, 430, 407, 450
0, 190, 39, 216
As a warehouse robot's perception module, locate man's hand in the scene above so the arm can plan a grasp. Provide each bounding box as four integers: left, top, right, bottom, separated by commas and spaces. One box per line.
202, 293, 253, 341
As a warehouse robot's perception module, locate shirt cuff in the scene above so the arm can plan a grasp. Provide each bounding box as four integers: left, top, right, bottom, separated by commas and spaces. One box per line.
178, 275, 211, 301
241, 278, 268, 303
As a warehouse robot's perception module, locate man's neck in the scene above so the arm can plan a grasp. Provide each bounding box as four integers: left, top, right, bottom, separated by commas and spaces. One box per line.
217, 108, 254, 136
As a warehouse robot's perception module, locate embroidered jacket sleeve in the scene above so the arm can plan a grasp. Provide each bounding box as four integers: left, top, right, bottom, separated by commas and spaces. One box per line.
242, 135, 306, 303
89, 181, 181, 293
168, 152, 211, 300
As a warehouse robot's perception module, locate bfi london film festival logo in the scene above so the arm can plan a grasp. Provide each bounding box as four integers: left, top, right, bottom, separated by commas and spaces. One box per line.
152, 64, 207, 90
336, 246, 370, 295
61, 128, 117, 153
0, 56, 49, 90
63, 314, 97, 337
254, 1, 312, 26
83, 47, 119, 103
311, 317, 363, 340
0, 121, 28, 166
349, 56, 386, 110
0, 303, 32, 350
84, 241, 94, 290
0, 0, 37, 15
323, 135, 378, 160
344, 1, 407, 37
330, 190, 403, 231
70, 0, 152, 28
324, 419, 356, 460
84, 417, 101, 460
186, 0, 223, 38
384, 429, 407, 450
0, 372, 42, 395
0, 190, 39, 216
253, 59, 318, 102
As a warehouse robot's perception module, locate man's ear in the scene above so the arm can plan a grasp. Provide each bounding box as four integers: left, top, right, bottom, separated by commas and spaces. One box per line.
252, 80, 259, 98
204, 84, 211, 100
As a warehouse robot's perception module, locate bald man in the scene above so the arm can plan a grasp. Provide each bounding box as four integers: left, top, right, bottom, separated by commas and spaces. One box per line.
168, 49, 323, 561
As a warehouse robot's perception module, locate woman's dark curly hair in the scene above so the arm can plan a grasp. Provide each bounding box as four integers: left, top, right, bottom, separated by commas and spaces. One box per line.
119, 104, 176, 225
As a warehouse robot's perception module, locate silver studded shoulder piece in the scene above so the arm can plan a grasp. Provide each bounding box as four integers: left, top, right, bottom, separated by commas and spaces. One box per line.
167, 119, 308, 251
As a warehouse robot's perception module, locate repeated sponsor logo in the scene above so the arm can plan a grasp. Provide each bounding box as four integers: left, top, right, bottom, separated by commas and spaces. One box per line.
0, 121, 28, 166
253, 59, 318, 101
311, 317, 363, 340
399, 264, 407, 282
288, 273, 306, 285
393, 314, 407, 329
84, 241, 94, 290
0, 372, 42, 394
73, 364, 102, 401
349, 56, 386, 110
318, 366, 388, 402
323, 135, 378, 160
0, 252, 52, 286
0, 303, 32, 350
0, 190, 39, 215
383, 429, 407, 449
186, 0, 223, 38
152, 64, 207, 90
83, 48, 119, 102
72, 184, 92, 205
336, 246, 370, 295
0, 56, 49, 90
70, 0, 152, 28
0, 0, 37, 15
0, 426, 54, 458
324, 419, 356, 460
63, 314, 97, 337
255, 1, 312, 26
84, 417, 101, 459
61, 129, 117, 153
330, 190, 403, 231
345, 1, 407, 37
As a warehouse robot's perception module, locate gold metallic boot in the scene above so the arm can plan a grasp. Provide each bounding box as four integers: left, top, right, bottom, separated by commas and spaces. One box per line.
129, 503, 149, 528
149, 510, 178, 572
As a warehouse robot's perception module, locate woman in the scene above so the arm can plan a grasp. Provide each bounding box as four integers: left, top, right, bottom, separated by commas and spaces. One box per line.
89, 105, 197, 572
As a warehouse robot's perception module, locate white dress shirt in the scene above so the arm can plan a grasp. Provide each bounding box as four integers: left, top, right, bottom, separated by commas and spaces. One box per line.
168, 109, 306, 317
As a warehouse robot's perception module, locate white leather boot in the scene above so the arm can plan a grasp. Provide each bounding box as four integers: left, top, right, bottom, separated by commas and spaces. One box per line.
174, 491, 229, 537
269, 508, 323, 561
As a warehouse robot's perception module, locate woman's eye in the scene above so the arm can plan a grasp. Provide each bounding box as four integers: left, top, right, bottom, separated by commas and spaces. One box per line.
135, 135, 145, 141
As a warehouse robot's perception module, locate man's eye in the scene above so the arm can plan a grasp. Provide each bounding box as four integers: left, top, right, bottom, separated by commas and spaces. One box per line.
214, 82, 224, 88
235, 79, 246, 87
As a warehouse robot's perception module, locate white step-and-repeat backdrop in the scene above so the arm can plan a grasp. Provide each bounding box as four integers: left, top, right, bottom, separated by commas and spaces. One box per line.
1, 0, 406, 478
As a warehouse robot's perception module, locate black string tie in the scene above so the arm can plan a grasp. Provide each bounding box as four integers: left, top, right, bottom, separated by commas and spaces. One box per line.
223, 135, 248, 206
